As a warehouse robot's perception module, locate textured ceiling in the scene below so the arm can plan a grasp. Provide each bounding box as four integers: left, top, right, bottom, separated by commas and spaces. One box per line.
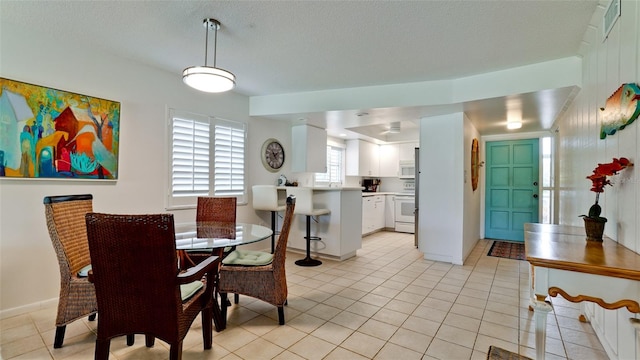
1, 0, 601, 139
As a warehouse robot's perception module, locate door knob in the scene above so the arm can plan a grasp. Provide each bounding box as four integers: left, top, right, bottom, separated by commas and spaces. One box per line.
533, 181, 538, 186
533, 194, 538, 199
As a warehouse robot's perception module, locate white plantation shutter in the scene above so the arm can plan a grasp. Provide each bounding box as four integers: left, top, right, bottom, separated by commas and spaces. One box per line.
214, 120, 245, 197
172, 117, 210, 196
168, 109, 246, 209
315, 146, 343, 184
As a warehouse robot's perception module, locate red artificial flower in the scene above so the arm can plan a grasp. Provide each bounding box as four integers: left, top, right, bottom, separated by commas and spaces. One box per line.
586, 157, 633, 193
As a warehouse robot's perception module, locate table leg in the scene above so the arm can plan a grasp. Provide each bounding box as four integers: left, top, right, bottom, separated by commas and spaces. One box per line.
531, 294, 553, 360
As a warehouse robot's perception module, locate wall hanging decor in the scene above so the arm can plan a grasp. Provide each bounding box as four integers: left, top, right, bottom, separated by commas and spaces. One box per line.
599, 83, 640, 139
0, 78, 120, 180
470, 138, 482, 191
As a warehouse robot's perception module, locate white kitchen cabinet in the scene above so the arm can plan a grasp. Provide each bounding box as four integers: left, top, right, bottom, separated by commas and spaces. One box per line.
291, 125, 327, 173
346, 139, 379, 176
379, 144, 399, 177
399, 142, 419, 162
362, 195, 385, 235
385, 194, 395, 228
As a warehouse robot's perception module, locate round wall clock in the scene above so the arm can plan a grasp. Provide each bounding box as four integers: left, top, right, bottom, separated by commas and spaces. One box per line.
261, 138, 285, 172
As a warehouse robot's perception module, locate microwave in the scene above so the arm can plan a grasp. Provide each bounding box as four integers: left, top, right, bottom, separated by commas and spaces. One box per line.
399, 161, 415, 179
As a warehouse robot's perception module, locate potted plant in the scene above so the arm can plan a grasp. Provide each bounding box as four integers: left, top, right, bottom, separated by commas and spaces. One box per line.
581, 157, 633, 241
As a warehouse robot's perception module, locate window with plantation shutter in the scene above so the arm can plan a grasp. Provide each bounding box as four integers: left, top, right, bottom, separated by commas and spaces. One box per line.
213, 120, 245, 197
315, 145, 344, 185
167, 109, 246, 209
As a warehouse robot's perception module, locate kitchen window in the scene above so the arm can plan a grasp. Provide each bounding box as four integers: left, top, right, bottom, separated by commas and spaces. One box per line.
315, 145, 344, 185
167, 108, 246, 209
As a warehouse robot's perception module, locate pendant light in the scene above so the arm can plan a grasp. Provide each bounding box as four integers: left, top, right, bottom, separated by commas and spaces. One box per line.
183, 18, 236, 93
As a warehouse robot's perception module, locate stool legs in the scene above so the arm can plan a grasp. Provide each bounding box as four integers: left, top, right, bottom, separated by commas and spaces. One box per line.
295, 215, 322, 267
270, 211, 276, 253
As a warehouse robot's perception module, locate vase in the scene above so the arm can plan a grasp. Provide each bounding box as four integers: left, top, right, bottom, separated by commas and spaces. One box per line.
583, 216, 606, 242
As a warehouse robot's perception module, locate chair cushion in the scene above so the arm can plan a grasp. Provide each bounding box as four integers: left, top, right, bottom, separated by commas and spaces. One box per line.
77, 264, 92, 278
222, 249, 273, 266
180, 280, 204, 301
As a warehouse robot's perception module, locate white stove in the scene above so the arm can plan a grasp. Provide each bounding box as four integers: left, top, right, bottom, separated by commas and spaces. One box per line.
395, 181, 415, 233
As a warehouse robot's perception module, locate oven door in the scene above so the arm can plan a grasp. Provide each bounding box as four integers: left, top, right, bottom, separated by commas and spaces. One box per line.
395, 195, 415, 223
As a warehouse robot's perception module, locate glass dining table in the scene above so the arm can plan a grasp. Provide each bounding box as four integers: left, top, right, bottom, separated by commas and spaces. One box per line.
175, 222, 273, 331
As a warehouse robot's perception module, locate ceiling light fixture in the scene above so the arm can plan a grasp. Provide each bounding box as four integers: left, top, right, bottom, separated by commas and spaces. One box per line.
183, 18, 236, 93
506, 119, 522, 130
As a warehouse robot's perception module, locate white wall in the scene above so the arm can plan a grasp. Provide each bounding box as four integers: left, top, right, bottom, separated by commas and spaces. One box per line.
418, 112, 480, 265
463, 114, 482, 261
556, 1, 640, 358
0, 22, 290, 315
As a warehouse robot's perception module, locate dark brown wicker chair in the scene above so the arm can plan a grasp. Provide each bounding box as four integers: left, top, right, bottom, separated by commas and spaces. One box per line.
43, 194, 98, 348
185, 197, 238, 267
219, 196, 295, 325
85, 212, 219, 360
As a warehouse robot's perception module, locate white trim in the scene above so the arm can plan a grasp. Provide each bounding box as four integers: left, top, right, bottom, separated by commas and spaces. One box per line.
0, 298, 58, 320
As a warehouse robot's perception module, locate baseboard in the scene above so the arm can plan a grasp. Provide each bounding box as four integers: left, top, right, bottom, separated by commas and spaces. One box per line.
1, 298, 58, 320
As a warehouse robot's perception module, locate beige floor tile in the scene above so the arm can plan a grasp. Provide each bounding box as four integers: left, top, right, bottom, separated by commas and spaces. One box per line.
564, 341, 608, 360
340, 331, 386, 359
411, 305, 447, 323
305, 303, 342, 321
1, 334, 46, 360
474, 334, 518, 354
310, 321, 354, 345
388, 327, 432, 354
345, 301, 380, 317
373, 342, 423, 360
450, 303, 485, 320
426, 338, 473, 360
401, 316, 440, 337
329, 310, 368, 330
443, 312, 482, 333
1, 322, 39, 345
323, 346, 369, 360
261, 325, 307, 349
435, 324, 477, 349
358, 319, 398, 341
288, 335, 336, 360
371, 308, 409, 327
234, 338, 284, 360
479, 321, 519, 344
421, 297, 454, 312
211, 327, 259, 352
426, 289, 458, 303
383, 298, 418, 314
271, 349, 305, 360
482, 309, 519, 329
286, 313, 326, 334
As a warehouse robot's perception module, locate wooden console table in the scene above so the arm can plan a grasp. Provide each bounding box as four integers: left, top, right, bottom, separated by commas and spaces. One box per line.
524, 223, 640, 360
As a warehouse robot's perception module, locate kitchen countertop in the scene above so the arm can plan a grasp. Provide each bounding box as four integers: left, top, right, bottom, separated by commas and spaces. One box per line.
362, 192, 413, 197
276, 186, 364, 191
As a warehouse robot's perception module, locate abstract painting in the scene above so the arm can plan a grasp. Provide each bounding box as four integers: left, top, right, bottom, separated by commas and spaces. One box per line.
599, 83, 640, 139
0, 78, 120, 179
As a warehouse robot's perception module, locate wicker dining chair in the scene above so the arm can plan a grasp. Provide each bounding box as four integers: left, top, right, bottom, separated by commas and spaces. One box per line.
85, 212, 219, 360
219, 195, 295, 325
185, 197, 238, 267
43, 194, 98, 348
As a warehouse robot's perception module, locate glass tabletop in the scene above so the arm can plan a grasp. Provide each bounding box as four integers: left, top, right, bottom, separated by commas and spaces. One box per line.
175, 222, 273, 250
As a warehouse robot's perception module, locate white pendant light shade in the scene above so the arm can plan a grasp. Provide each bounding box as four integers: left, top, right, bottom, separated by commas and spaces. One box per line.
182, 66, 235, 93
183, 18, 236, 93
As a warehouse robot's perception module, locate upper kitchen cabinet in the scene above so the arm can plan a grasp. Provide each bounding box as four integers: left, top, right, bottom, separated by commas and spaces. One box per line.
346, 139, 379, 177
291, 125, 327, 173
399, 142, 419, 162
379, 144, 399, 177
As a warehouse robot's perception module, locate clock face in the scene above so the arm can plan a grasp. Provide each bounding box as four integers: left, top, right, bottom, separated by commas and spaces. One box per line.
261, 139, 284, 172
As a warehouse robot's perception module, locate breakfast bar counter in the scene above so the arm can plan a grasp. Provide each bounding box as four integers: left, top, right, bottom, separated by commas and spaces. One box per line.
277, 187, 362, 261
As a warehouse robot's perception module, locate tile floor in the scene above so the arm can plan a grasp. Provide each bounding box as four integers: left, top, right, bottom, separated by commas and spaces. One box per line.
0, 231, 609, 360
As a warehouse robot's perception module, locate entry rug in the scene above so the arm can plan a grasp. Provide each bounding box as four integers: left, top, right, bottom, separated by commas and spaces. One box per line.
486, 345, 532, 360
487, 241, 525, 261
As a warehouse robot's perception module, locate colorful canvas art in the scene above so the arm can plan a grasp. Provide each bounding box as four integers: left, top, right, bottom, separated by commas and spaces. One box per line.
0, 78, 120, 179
599, 83, 640, 139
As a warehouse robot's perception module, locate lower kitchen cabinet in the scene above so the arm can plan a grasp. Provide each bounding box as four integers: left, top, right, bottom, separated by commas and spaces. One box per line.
385, 194, 395, 228
362, 195, 385, 235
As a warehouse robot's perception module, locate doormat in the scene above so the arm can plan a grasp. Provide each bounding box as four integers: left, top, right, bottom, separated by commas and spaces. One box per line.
487, 345, 532, 360
487, 241, 525, 261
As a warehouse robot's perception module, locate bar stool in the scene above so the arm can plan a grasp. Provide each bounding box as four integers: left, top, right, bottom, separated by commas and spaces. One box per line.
252, 185, 286, 253
285, 187, 330, 266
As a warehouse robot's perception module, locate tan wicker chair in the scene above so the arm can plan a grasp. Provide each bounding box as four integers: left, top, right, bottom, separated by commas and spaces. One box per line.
219, 195, 295, 325
43, 194, 98, 348
85, 212, 219, 360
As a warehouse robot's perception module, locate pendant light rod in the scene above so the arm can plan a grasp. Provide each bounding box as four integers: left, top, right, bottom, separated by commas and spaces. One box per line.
202, 18, 220, 67
183, 17, 235, 93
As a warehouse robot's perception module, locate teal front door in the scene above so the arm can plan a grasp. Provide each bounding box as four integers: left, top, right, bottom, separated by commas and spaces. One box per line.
485, 139, 539, 242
